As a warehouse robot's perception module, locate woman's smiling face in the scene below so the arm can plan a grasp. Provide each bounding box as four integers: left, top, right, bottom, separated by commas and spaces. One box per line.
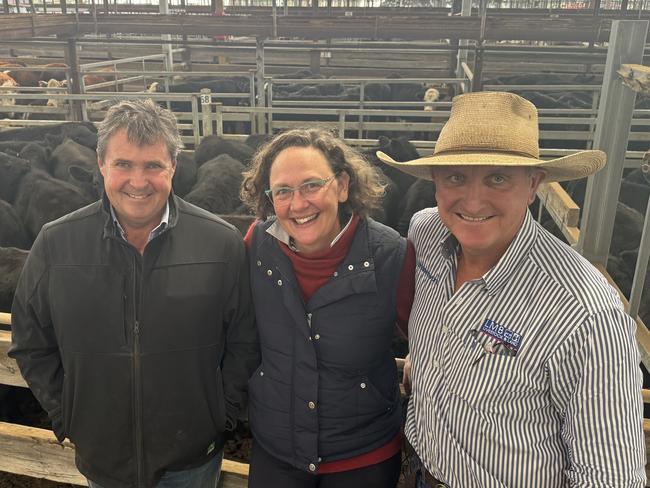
269, 146, 349, 255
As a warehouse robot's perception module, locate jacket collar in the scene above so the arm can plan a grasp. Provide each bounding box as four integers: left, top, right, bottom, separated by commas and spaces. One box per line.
101, 191, 180, 241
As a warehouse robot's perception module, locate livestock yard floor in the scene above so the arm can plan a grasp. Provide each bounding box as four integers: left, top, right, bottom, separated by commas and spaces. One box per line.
0, 473, 74, 488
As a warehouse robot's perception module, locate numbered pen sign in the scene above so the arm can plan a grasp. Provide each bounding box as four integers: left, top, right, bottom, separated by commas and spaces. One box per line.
200, 94, 212, 105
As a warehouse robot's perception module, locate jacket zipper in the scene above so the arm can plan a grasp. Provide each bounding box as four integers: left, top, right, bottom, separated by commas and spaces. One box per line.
132, 254, 144, 487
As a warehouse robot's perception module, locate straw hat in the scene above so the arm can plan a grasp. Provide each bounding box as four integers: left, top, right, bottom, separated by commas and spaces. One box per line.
376, 91, 606, 182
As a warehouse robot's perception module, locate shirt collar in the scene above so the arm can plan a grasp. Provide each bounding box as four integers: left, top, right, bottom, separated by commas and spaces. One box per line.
110, 202, 170, 244
441, 209, 538, 295
266, 213, 355, 252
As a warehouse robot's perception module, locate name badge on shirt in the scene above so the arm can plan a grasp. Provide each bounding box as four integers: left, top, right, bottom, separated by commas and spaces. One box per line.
477, 319, 523, 356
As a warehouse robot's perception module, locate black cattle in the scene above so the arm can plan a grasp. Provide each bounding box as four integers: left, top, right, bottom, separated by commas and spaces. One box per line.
13, 169, 94, 241
396, 179, 437, 237
624, 168, 650, 187
0, 154, 94, 241
219, 214, 256, 237
245, 134, 272, 152
369, 168, 401, 230
172, 152, 197, 198
0, 122, 97, 150
0, 200, 30, 249
610, 202, 644, 256
0, 152, 30, 203
194, 135, 254, 167
606, 254, 633, 298
18, 142, 50, 173
363, 136, 419, 195
185, 154, 245, 215
0, 246, 28, 313
619, 181, 650, 216
150, 76, 250, 111
49, 138, 102, 201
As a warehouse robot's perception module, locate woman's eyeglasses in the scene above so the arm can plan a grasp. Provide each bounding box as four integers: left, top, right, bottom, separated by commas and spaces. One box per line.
265, 173, 339, 207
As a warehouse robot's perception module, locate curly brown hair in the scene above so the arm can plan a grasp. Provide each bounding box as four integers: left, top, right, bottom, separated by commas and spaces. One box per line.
241, 128, 385, 220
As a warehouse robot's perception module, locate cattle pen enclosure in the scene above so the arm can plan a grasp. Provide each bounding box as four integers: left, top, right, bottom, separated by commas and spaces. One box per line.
1, 2, 650, 486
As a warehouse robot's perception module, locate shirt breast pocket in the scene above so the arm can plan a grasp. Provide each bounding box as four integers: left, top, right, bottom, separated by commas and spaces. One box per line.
445, 342, 522, 408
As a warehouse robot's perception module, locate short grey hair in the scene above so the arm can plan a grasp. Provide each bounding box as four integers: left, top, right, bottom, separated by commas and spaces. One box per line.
96, 98, 183, 162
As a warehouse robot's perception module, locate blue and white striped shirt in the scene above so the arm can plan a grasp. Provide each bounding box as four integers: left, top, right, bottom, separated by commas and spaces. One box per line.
406, 208, 646, 487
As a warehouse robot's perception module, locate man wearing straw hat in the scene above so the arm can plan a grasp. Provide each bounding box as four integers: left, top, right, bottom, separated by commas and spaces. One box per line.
378, 91, 646, 487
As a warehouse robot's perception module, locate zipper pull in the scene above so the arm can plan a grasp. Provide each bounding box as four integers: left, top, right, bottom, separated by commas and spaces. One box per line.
134, 320, 140, 335
307, 313, 312, 328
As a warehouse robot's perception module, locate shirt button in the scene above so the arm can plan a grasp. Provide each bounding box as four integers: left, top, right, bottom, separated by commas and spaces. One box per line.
360, 382, 366, 389
308, 401, 316, 409
277, 280, 282, 286
348, 264, 354, 271
363, 261, 370, 267
308, 463, 316, 472
441, 326, 449, 334
432, 359, 440, 369
266, 269, 272, 276
314, 333, 320, 340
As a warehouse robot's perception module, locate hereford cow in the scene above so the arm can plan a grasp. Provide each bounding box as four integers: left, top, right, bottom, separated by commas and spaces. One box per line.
0, 72, 18, 117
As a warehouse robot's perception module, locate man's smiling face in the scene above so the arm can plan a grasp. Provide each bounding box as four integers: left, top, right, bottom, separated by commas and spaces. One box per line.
432, 165, 544, 264
99, 127, 175, 235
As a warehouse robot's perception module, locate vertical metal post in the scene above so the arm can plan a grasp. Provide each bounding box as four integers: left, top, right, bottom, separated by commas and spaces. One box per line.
60, 0, 66, 14
181, 44, 192, 71
215, 103, 224, 137
309, 50, 320, 74
266, 80, 273, 135
591, 0, 601, 15
578, 20, 649, 264
159, 0, 174, 74
191, 95, 201, 147
200, 88, 213, 137
455, 0, 472, 88
284, 0, 288, 16
586, 89, 600, 150
272, 0, 278, 38
2, 0, 9, 13
358, 82, 365, 140
255, 37, 266, 136
63, 36, 83, 121
248, 71, 257, 133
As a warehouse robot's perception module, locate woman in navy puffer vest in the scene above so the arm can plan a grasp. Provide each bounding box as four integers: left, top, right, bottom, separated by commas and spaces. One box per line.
240, 128, 414, 488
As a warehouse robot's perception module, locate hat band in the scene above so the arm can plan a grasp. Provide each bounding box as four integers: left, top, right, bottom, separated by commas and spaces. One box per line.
433, 147, 540, 160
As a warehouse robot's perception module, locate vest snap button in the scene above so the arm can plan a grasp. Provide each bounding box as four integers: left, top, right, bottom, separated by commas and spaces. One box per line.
360, 382, 366, 389
266, 269, 272, 276
348, 264, 354, 271
308, 463, 316, 472
277, 280, 282, 286
363, 261, 370, 267
257, 260, 261, 266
